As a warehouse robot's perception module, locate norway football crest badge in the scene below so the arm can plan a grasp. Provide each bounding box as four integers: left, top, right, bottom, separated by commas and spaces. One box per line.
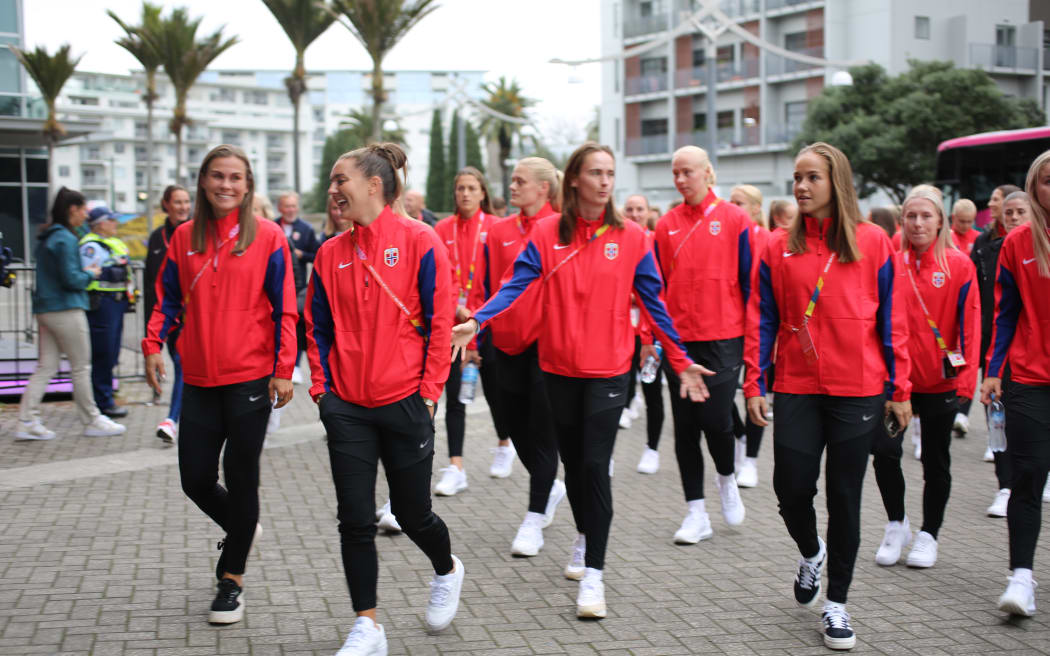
384, 247, 399, 267
709, 220, 721, 235
931, 271, 945, 288
604, 242, 619, 260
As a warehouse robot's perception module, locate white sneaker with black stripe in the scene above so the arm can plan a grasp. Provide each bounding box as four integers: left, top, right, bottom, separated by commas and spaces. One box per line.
794, 537, 826, 607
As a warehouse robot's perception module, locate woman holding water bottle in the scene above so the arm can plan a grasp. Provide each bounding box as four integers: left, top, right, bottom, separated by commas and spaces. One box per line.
452, 142, 712, 620
981, 151, 1050, 618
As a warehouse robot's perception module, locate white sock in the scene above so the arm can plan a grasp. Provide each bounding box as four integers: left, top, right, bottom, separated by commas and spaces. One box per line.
583, 567, 603, 581
718, 473, 736, 487
687, 499, 706, 514
1012, 568, 1034, 584
745, 456, 757, 465
824, 600, 846, 613
524, 511, 545, 525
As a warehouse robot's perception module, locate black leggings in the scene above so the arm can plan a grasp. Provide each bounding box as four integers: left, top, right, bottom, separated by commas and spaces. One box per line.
1005, 382, 1050, 571
666, 345, 739, 501
732, 403, 766, 458
544, 372, 627, 570
626, 336, 667, 450
872, 391, 956, 538
773, 393, 881, 604
319, 392, 453, 611
179, 376, 272, 576
445, 334, 509, 459
494, 344, 559, 514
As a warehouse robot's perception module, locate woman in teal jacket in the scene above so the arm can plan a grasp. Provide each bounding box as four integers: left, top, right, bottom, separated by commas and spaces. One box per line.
15, 188, 126, 440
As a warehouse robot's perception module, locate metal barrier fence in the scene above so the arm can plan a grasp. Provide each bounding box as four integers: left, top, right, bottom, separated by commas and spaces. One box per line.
0, 262, 147, 395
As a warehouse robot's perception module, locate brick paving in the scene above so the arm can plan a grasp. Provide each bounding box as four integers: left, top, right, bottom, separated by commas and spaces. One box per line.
1, 362, 1048, 655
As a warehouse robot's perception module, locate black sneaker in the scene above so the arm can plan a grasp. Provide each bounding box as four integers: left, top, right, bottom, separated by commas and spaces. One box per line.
101, 405, 128, 418
794, 538, 825, 607
821, 604, 856, 650
208, 578, 244, 624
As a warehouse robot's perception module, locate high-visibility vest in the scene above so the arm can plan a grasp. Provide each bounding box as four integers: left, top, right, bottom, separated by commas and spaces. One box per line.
79, 233, 131, 292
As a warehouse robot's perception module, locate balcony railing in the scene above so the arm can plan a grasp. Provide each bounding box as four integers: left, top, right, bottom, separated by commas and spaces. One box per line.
766, 122, 804, 144
626, 134, 670, 156
970, 43, 1039, 72
766, 47, 824, 76
766, 0, 818, 10
676, 0, 760, 17
625, 74, 669, 96
675, 127, 740, 151
1045, 48, 1050, 70
675, 58, 760, 88
624, 13, 668, 39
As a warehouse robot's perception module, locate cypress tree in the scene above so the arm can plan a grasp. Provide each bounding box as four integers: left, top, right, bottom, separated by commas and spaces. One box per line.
445, 109, 461, 211
425, 108, 446, 212
465, 119, 484, 174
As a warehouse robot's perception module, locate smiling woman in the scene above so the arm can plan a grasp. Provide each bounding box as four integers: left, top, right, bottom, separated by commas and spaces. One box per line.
141, 144, 298, 628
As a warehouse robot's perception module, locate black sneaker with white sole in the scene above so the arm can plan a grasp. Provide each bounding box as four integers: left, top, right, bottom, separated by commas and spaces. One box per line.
208, 578, 244, 624
794, 539, 826, 607
821, 604, 856, 650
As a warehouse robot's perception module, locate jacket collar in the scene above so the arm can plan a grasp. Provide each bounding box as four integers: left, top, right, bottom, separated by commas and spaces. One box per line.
802, 215, 832, 238
353, 205, 395, 252
520, 202, 554, 232
680, 188, 718, 221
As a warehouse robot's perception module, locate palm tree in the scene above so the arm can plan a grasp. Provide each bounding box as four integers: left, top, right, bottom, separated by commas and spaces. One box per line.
9, 44, 82, 198
260, 0, 334, 194
327, 0, 439, 143
480, 76, 534, 195
141, 7, 238, 186
109, 2, 163, 227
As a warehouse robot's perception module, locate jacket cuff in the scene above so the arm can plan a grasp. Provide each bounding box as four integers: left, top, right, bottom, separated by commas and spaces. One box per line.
421, 382, 442, 403
274, 364, 294, 380
141, 338, 161, 357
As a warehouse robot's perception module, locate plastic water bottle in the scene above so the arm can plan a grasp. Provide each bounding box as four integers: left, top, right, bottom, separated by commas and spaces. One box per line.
988, 393, 1007, 452
458, 362, 479, 405
640, 343, 663, 384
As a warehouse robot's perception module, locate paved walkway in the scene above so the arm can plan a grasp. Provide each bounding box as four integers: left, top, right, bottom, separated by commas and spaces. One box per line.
1, 364, 1048, 655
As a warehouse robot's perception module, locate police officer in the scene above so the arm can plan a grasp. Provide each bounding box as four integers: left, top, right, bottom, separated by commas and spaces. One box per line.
79, 206, 133, 418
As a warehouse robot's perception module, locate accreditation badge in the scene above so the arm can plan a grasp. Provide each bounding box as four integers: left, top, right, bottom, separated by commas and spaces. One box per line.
797, 321, 817, 363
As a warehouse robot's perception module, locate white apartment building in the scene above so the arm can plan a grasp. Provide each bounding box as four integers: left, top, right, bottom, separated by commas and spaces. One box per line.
51, 68, 486, 214
600, 0, 1050, 209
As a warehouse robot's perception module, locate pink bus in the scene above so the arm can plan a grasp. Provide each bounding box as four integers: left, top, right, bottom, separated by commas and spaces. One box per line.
936, 126, 1050, 227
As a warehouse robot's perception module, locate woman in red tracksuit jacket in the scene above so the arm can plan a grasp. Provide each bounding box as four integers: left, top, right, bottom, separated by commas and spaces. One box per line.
869, 185, 979, 571
433, 168, 511, 495
143, 145, 297, 626
653, 147, 753, 547
744, 142, 911, 651
452, 142, 711, 621
466, 156, 565, 557
306, 144, 463, 651
982, 150, 1050, 618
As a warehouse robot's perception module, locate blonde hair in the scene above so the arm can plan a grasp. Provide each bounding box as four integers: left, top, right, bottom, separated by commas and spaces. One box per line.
516, 156, 562, 212
672, 145, 716, 187
901, 185, 953, 275
952, 198, 977, 216
253, 195, 275, 220
1020, 151, 1049, 276
731, 184, 766, 228
788, 142, 864, 263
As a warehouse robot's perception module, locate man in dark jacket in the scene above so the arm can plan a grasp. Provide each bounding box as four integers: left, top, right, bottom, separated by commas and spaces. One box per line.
274, 192, 319, 263
405, 189, 438, 226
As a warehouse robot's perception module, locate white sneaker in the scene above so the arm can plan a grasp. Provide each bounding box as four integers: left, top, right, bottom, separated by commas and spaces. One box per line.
716, 474, 746, 526
627, 395, 642, 420
636, 447, 660, 474
608, 458, 615, 478
953, 412, 969, 435
673, 509, 713, 544
375, 500, 389, 522
376, 500, 401, 533
83, 415, 126, 437
1044, 478, 1050, 503
905, 530, 938, 568
576, 568, 606, 619
510, 512, 545, 556
911, 416, 922, 460
336, 616, 388, 656
988, 489, 1011, 517
267, 406, 282, 434
156, 418, 177, 445
821, 602, 856, 650
425, 554, 464, 633
998, 573, 1037, 616
736, 457, 758, 488
565, 534, 586, 580
291, 365, 304, 385
14, 419, 55, 440
734, 437, 746, 469
543, 479, 567, 528
984, 447, 995, 463
875, 517, 912, 566
434, 466, 468, 496
489, 444, 516, 478
618, 409, 631, 430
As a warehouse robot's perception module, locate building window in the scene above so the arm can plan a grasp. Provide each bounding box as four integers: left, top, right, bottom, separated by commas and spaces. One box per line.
996, 25, 1017, 67
641, 118, 668, 136
640, 56, 667, 76
914, 16, 930, 40
114, 142, 125, 154
221, 130, 241, 145
58, 165, 70, 177
117, 192, 127, 203
785, 101, 808, 139
244, 91, 268, 105
639, 0, 666, 17
784, 31, 807, 53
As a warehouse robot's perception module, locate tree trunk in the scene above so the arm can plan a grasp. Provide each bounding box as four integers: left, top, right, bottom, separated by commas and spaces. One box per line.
290, 51, 305, 194
46, 138, 54, 206
175, 124, 183, 188
292, 91, 301, 193
370, 57, 383, 144
145, 97, 154, 232
499, 130, 511, 199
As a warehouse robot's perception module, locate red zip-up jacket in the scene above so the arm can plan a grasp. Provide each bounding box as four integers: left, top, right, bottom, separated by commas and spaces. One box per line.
434, 209, 498, 306
987, 223, 1050, 385
744, 217, 911, 401
951, 228, 981, 255
897, 247, 980, 398
306, 206, 454, 406
143, 208, 297, 386
467, 202, 557, 355
653, 190, 755, 341
473, 214, 693, 377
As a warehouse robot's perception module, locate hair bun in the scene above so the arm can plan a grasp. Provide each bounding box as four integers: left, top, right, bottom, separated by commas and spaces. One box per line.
374, 142, 407, 170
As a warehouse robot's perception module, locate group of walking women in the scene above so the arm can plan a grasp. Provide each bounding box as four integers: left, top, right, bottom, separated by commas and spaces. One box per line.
133, 138, 1050, 655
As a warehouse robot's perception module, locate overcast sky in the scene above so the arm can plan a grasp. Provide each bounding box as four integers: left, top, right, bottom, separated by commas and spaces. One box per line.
23, 0, 603, 146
